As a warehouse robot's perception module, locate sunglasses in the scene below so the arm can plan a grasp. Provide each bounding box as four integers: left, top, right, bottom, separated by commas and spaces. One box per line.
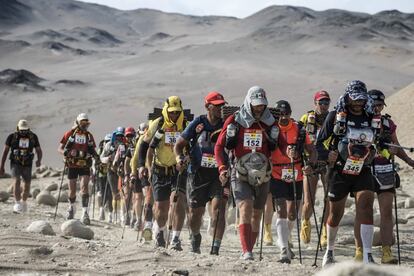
317, 100, 330, 106
169, 111, 181, 115
279, 111, 291, 116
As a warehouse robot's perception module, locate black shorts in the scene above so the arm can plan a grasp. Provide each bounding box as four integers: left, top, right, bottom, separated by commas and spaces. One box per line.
132, 178, 143, 193
270, 178, 303, 201
374, 177, 395, 195
328, 166, 374, 202
141, 177, 151, 188
151, 167, 185, 202
187, 167, 223, 209
10, 162, 32, 182
67, 167, 90, 180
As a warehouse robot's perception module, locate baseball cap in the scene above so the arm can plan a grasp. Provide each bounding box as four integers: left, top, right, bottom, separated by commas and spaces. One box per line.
205, 91, 226, 106
314, 90, 330, 101
17, 119, 29, 130
249, 86, 268, 106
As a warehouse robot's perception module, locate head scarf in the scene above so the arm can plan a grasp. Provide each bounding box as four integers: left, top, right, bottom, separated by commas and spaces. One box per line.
334, 80, 374, 114
161, 96, 185, 130
235, 86, 275, 128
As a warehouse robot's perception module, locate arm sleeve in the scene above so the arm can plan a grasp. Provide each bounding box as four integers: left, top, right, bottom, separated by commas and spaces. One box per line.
131, 135, 144, 173
214, 115, 233, 171
180, 117, 199, 141
138, 119, 157, 167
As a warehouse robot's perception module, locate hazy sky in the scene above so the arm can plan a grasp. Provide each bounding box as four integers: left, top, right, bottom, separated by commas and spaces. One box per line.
79, 0, 414, 17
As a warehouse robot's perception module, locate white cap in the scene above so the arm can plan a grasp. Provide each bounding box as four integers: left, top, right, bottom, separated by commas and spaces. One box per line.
249, 86, 268, 106
76, 113, 89, 123
17, 119, 29, 130
138, 122, 148, 135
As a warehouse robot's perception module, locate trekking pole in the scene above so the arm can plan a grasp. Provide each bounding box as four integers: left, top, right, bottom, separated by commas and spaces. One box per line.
383, 143, 414, 153
92, 170, 96, 220
290, 149, 302, 264
312, 172, 329, 267
304, 158, 322, 251
210, 191, 222, 255
167, 169, 184, 248
259, 208, 265, 261
121, 181, 133, 239
392, 158, 401, 265
102, 176, 109, 214
54, 163, 67, 221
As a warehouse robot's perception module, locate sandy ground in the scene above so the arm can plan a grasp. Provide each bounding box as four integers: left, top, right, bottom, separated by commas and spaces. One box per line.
0, 166, 414, 275
1, 1, 414, 275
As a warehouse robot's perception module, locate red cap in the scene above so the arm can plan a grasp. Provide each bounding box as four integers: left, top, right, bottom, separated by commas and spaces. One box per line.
205, 91, 226, 106
314, 90, 330, 101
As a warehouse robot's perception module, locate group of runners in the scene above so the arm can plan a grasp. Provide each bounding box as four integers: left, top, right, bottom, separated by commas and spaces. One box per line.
1, 80, 413, 266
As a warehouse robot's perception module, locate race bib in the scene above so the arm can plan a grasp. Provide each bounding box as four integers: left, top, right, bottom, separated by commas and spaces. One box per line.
281, 168, 298, 183
75, 134, 87, 144
243, 129, 263, 150
200, 153, 218, 168
19, 138, 30, 149
342, 157, 364, 175
165, 132, 180, 145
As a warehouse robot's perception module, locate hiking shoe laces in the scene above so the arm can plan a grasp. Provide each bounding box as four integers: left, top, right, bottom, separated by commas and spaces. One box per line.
300, 219, 311, 244
155, 231, 166, 248
322, 250, 335, 267
278, 247, 291, 264
381, 246, 398, 264
66, 205, 75, 220
170, 237, 183, 251
81, 211, 90, 225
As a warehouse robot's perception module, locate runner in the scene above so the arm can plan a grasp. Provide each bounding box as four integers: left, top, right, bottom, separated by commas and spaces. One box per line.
174, 91, 227, 255
123, 126, 144, 230
300, 91, 331, 246
58, 113, 99, 224
353, 89, 414, 264
100, 126, 125, 224
317, 80, 378, 266
270, 100, 317, 263
0, 119, 42, 213
137, 96, 188, 250
131, 123, 154, 240
215, 86, 277, 260
96, 133, 112, 221
113, 127, 135, 226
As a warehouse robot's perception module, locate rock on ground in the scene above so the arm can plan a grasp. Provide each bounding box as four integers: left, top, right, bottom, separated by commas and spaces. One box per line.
45, 182, 58, 192
316, 261, 411, 276
339, 212, 354, 226
0, 191, 10, 202
36, 191, 57, 206
52, 190, 69, 202
31, 188, 41, 199
26, 220, 55, 236
61, 220, 94, 240
404, 198, 414, 209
